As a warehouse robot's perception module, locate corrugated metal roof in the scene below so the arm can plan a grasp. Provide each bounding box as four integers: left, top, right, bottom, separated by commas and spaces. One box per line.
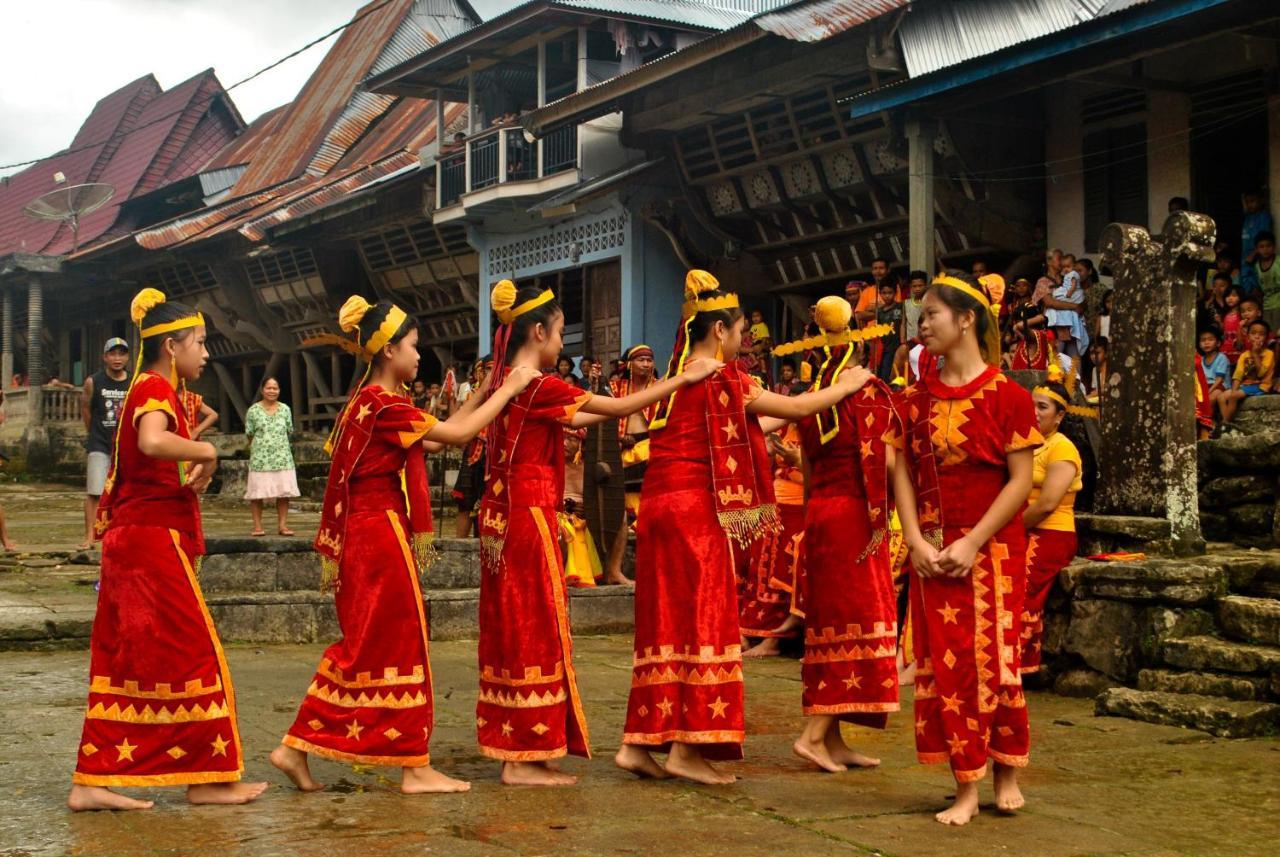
0, 70, 240, 257
898, 0, 1152, 78
368, 0, 479, 78
203, 105, 288, 171
555, 1, 759, 30
755, 0, 909, 43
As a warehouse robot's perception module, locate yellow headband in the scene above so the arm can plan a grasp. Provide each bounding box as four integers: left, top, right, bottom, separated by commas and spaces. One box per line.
1033, 385, 1099, 419
497, 289, 554, 325
1033, 386, 1069, 410
681, 292, 739, 320
364, 306, 407, 356
933, 275, 990, 309
140, 314, 205, 339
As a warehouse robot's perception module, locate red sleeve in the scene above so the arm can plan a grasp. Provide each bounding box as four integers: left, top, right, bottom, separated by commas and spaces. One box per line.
375, 397, 439, 449
999, 377, 1043, 453
130, 374, 179, 431
529, 375, 591, 424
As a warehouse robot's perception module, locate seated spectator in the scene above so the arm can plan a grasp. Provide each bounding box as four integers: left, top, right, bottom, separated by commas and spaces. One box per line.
773, 359, 802, 395
1220, 286, 1244, 364
1221, 319, 1275, 423
1086, 337, 1108, 401
1198, 272, 1231, 334
1198, 328, 1232, 426
1235, 295, 1263, 360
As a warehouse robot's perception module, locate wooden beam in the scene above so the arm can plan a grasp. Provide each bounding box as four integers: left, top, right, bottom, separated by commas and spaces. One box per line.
212, 361, 249, 422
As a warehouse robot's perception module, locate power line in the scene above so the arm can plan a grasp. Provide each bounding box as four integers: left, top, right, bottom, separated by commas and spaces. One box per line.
0, 0, 398, 174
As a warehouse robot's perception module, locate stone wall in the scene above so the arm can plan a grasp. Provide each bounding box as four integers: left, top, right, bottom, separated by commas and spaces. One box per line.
1197, 397, 1280, 549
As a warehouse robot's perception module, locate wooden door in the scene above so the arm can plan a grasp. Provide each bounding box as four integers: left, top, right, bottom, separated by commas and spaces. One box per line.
582, 259, 626, 561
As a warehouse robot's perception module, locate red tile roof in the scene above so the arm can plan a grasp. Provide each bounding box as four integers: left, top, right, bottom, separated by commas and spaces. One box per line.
0, 70, 242, 257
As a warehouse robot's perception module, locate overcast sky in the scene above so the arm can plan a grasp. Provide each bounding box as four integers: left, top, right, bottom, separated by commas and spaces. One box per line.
0, 0, 518, 177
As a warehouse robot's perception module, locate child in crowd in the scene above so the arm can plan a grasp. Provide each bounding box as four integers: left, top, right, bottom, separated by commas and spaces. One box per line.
1045, 253, 1087, 358
1241, 189, 1273, 294
1237, 296, 1263, 359
875, 279, 904, 381
749, 309, 772, 350
1198, 328, 1232, 425
1221, 320, 1275, 423
1251, 231, 1280, 331
1220, 287, 1244, 364
1199, 273, 1231, 334
1206, 251, 1239, 293
1097, 289, 1112, 341
1086, 337, 1108, 402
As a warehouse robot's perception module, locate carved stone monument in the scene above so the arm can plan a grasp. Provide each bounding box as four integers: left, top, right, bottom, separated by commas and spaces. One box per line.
1096, 211, 1214, 556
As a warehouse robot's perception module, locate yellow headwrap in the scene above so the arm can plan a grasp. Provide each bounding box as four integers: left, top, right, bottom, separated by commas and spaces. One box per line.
131, 287, 204, 339
491, 279, 555, 325
681, 269, 738, 318
932, 274, 1002, 367
772, 296, 893, 356
338, 295, 407, 359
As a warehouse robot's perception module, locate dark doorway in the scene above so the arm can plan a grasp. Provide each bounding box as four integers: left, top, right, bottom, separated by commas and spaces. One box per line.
1190, 71, 1270, 258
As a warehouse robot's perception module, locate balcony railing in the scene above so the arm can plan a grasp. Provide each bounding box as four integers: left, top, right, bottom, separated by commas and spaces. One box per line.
436, 122, 580, 209
1, 386, 85, 427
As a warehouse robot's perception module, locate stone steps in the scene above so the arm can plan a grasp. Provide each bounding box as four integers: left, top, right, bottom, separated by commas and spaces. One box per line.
1160, 634, 1280, 675
1095, 687, 1280, 738
1218, 595, 1280, 646
1136, 668, 1270, 701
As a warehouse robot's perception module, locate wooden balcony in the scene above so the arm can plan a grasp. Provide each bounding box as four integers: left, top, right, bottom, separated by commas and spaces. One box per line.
435, 123, 580, 222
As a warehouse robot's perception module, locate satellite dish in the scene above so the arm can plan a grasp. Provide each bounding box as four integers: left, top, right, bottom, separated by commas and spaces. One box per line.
23, 182, 115, 252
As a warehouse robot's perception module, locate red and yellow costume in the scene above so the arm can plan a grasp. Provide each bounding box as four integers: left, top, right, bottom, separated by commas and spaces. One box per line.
283, 382, 438, 765
75, 300, 244, 787
739, 423, 805, 638
797, 373, 900, 723
612, 345, 657, 524
624, 270, 777, 760
1009, 329, 1053, 371
900, 365, 1042, 782
476, 372, 592, 761
1020, 430, 1081, 673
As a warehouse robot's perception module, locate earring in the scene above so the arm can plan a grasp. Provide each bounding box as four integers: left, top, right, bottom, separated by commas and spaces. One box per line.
715, 342, 725, 362
169, 354, 178, 388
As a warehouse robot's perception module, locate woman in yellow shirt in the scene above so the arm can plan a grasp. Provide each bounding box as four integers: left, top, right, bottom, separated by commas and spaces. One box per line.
1020, 377, 1083, 674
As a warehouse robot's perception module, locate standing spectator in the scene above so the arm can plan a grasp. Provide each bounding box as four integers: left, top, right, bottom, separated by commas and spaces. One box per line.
579, 354, 612, 395
1086, 337, 1109, 402
748, 309, 772, 350
904, 270, 928, 343
875, 279, 904, 381
78, 337, 131, 551
1240, 189, 1273, 294
411, 378, 429, 410
244, 377, 299, 537
970, 259, 988, 279
451, 356, 492, 538
1220, 286, 1244, 364
853, 258, 892, 326
1199, 272, 1231, 334
773, 359, 800, 395
555, 354, 579, 385
1076, 258, 1102, 337
0, 392, 15, 551
1044, 253, 1088, 358
1250, 231, 1280, 331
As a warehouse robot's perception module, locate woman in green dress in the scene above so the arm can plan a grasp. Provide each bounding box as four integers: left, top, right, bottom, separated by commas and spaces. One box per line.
245, 377, 299, 536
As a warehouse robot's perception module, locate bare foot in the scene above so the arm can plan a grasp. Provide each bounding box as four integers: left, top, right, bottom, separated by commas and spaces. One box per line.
898, 661, 917, 687
74, 541, 91, 552
250, 530, 266, 538
500, 761, 578, 786
401, 765, 470, 794
824, 729, 880, 768
994, 763, 1025, 813
615, 744, 672, 779
665, 744, 735, 785
743, 637, 782, 659
68, 785, 153, 811
270, 744, 323, 792
186, 781, 269, 805
792, 737, 847, 773
935, 781, 980, 826
605, 569, 635, 587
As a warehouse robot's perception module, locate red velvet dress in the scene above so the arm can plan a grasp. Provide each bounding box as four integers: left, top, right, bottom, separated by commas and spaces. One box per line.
739, 424, 805, 638
284, 386, 439, 766
900, 366, 1042, 782
797, 384, 900, 724
476, 374, 592, 761
624, 367, 768, 760
74, 371, 243, 787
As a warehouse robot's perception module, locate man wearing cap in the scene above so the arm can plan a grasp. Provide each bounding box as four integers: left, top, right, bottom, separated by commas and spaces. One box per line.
79, 338, 131, 550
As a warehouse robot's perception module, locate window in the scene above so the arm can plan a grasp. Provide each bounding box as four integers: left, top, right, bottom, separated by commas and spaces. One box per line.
1082, 123, 1147, 252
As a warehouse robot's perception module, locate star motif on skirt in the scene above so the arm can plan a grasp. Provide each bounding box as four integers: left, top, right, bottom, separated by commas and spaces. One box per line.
501, 721, 514, 737
915, 717, 927, 736
842, 673, 863, 690
210, 735, 230, 757
707, 697, 729, 719
656, 698, 674, 718
721, 420, 740, 441
937, 602, 960, 624
860, 440, 873, 458
115, 738, 137, 762
346, 721, 364, 740
356, 403, 372, 423
947, 733, 968, 756
941, 693, 963, 715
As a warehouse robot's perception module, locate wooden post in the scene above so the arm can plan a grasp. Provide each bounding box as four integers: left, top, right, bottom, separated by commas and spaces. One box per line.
26, 277, 43, 427
1097, 211, 1214, 555
907, 117, 936, 275
1, 287, 12, 387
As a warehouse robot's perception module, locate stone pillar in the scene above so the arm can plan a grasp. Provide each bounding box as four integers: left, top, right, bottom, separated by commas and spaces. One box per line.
1, 287, 12, 387
1097, 211, 1214, 555
907, 117, 936, 275
27, 278, 43, 427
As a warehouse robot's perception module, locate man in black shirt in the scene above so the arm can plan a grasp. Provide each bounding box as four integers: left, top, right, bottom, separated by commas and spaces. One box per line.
79, 338, 131, 550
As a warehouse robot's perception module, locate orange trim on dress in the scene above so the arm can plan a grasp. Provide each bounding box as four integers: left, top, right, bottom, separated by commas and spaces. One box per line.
132, 398, 178, 428
621, 729, 746, 747
281, 734, 431, 768
803, 701, 901, 716
71, 769, 242, 788
170, 529, 244, 781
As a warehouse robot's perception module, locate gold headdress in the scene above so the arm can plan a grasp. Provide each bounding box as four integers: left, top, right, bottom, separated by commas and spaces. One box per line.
772, 295, 893, 356
325, 295, 411, 455
650, 270, 737, 431
1034, 360, 1099, 419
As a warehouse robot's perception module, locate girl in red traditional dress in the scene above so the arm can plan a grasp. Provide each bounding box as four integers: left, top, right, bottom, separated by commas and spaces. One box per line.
69, 289, 268, 811
1009, 327, 1054, 371
1020, 367, 1087, 673
476, 280, 721, 787
270, 297, 537, 795
893, 271, 1041, 825
780, 296, 902, 773
616, 271, 873, 786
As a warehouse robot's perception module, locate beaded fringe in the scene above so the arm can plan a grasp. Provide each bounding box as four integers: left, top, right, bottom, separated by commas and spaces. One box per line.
854, 528, 887, 564
413, 532, 438, 573
320, 556, 340, 594
719, 503, 782, 549
480, 535, 505, 570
